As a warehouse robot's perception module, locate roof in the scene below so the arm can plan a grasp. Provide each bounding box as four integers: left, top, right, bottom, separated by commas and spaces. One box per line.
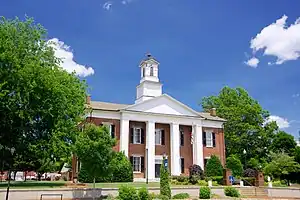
90, 101, 129, 111
89, 98, 226, 122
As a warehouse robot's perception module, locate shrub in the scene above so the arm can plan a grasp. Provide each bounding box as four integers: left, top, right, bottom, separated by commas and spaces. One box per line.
138, 187, 149, 200
224, 186, 240, 197
188, 165, 204, 184
156, 194, 169, 200
199, 186, 211, 199
205, 155, 223, 177
243, 168, 257, 177
226, 155, 243, 177
160, 158, 171, 199
197, 180, 208, 186
172, 193, 190, 199
148, 192, 157, 200
242, 177, 256, 186
78, 164, 93, 183
110, 152, 133, 182
171, 175, 189, 183
118, 185, 139, 200
205, 176, 223, 185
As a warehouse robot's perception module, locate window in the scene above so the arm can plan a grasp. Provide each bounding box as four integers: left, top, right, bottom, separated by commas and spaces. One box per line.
150, 67, 154, 76
155, 129, 165, 145
134, 128, 141, 144
101, 123, 115, 138
203, 131, 216, 147
142, 68, 145, 77
130, 156, 144, 173
180, 128, 184, 146
180, 158, 185, 174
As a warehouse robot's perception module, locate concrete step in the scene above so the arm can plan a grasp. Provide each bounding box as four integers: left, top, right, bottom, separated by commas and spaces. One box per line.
239, 187, 268, 197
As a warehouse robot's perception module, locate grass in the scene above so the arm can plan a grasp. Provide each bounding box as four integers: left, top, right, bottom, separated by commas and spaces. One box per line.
0, 181, 66, 189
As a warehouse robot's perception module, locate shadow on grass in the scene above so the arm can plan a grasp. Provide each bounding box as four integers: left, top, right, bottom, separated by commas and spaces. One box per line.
0, 181, 66, 188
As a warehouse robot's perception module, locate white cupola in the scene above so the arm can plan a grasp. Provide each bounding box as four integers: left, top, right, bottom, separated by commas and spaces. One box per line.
135, 53, 162, 104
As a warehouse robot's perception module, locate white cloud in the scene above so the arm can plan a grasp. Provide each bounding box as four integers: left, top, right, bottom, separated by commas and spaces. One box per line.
248, 15, 300, 65
103, 1, 113, 10
47, 38, 94, 77
292, 93, 300, 98
266, 115, 290, 129
245, 57, 260, 68
121, 0, 134, 4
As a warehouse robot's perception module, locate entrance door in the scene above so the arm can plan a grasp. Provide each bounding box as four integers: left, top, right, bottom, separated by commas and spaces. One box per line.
155, 164, 161, 178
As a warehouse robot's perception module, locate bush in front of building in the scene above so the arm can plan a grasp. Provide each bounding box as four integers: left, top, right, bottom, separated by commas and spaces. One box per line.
199, 186, 211, 199
78, 152, 133, 183
226, 155, 243, 177
109, 152, 133, 182
205, 155, 223, 177
160, 159, 171, 199
224, 186, 240, 197
197, 180, 208, 186
243, 168, 258, 177
172, 193, 190, 199
138, 187, 149, 200
205, 176, 223, 185
118, 185, 139, 200
188, 164, 204, 184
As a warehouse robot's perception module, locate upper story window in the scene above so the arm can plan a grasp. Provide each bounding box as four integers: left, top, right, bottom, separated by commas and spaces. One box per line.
180, 128, 184, 146
130, 127, 144, 144
203, 131, 216, 147
101, 123, 115, 138
155, 129, 165, 145
150, 67, 154, 76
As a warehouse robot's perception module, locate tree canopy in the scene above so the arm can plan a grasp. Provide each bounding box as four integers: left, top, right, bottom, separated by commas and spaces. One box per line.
0, 16, 87, 173
270, 131, 297, 155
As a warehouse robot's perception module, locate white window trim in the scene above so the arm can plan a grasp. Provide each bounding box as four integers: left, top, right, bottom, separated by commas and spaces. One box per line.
206, 131, 213, 148
133, 127, 142, 144
132, 155, 142, 173
155, 129, 162, 145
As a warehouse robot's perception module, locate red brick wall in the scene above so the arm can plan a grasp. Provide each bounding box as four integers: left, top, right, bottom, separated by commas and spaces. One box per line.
179, 125, 193, 176
155, 123, 171, 171
202, 127, 226, 166
128, 121, 146, 178
87, 117, 120, 151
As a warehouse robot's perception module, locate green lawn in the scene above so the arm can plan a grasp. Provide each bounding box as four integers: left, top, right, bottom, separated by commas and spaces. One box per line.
0, 181, 194, 189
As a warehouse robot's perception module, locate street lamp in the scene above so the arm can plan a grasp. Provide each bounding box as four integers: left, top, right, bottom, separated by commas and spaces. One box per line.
243, 149, 247, 168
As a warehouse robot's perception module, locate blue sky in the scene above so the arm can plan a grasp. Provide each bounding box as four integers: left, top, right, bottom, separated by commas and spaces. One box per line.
1, 0, 300, 137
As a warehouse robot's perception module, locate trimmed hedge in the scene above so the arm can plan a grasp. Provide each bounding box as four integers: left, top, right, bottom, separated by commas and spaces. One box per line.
199, 186, 211, 199
160, 159, 171, 199
205, 176, 223, 185
118, 185, 139, 200
138, 187, 149, 200
172, 193, 190, 199
224, 186, 240, 197
205, 155, 223, 177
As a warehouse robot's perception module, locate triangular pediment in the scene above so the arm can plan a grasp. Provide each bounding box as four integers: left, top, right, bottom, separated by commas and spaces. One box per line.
123, 94, 200, 117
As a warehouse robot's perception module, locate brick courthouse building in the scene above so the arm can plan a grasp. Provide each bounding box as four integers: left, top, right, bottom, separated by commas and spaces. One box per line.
77, 54, 226, 182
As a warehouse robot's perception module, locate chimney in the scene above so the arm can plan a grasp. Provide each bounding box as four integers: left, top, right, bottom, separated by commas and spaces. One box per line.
86, 95, 91, 105
210, 108, 216, 117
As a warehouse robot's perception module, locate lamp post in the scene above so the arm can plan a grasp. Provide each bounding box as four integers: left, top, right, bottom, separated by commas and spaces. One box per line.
146, 148, 148, 184
243, 149, 247, 168
6, 147, 15, 200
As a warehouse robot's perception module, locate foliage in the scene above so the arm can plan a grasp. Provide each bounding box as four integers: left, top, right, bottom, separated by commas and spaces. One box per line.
188, 165, 204, 184
264, 152, 300, 185
224, 187, 240, 197
159, 158, 171, 199
294, 146, 300, 164
226, 155, 243, 177
248, 158, 260, 170
201, 86, 277, 164
138, 187, 149, 200
243, 168, 257, 177
0, 16, 86, 173
199, 186, 211, 199
241, 177, 256, 186
118, 185, 139, 200
205, 155, 223, 177
205, 176, 223, 185
156, 194, 169, 200
271, 131, 297, 155
74, 123, 116, 186
197, 180, 208, 186
171, 175, 189, 183
109, 152, 133, 182
172, 193, 190, 199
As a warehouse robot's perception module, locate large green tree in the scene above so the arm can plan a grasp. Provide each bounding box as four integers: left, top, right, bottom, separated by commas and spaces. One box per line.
270, 131, 297, 155
201, 86, 276, 164
0, 16, 87, 173
74, 123, 116, 187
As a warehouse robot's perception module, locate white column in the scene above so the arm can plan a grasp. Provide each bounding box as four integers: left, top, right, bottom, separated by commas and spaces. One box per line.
120, 119, 129, 157
170, 123, 181, 176
192, 124, 204, 169
146, 121, 155, 180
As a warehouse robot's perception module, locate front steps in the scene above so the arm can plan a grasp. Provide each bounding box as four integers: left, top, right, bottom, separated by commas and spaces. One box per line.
239, 187, 268, 198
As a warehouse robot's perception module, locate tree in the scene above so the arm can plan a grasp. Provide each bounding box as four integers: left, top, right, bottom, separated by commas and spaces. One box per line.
294, 146, 300, 164
226, 155, 243, 177
0, 16, 87, 174
271, 131, 297, 155
109, 152, 133, 182
264, 152, 300, 185
205, 155, 223, 177
74, 123, 116, 188
201, 86, 276, 163
160, 157, 171, 199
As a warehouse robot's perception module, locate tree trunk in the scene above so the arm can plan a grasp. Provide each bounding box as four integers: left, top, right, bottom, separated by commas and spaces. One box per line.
24, 171, 27, 182
13, 171, 17, 181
